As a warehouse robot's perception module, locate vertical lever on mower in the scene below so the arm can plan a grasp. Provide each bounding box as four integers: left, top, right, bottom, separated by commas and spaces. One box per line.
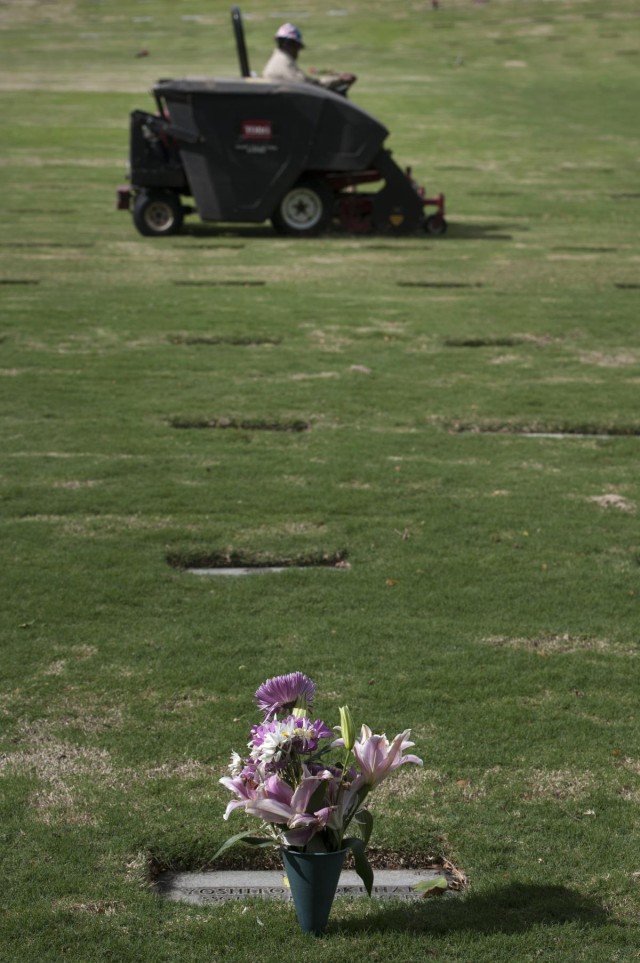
231, 7, 251, 78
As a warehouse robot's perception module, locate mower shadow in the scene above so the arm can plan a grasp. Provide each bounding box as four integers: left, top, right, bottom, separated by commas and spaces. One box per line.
180, 222, 523, 243
181, 223, 276, 240
446, 222, 526, 241
334, 883, 610, 936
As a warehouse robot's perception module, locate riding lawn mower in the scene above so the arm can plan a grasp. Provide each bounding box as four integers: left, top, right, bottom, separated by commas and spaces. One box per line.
116, 7, 447, 238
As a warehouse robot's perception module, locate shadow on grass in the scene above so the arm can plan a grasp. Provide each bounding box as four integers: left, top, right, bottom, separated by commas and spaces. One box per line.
336, 883, 609, 935
446, 223, 525, 242
179, 222, 522, 243
180, 223, 273, 241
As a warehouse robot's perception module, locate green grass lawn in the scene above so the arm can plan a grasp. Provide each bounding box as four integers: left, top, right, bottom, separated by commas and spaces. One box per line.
1, 1, 640, 960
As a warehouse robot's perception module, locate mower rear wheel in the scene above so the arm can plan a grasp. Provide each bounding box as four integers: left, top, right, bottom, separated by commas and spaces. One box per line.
133, 191, 184, 237
272, 179, 333, 237
423, 214, 447, 237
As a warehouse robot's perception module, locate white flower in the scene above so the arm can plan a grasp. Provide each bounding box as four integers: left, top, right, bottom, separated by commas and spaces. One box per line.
254, 721, 297, 764
228, 751, 243, 776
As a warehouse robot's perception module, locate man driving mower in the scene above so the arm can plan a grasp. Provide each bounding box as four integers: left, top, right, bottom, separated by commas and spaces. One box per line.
263, 23, 356, 95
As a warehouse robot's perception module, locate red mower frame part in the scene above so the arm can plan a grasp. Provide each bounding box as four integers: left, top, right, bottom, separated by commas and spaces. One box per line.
326, 166, 446, 236
116, 186, 131, 210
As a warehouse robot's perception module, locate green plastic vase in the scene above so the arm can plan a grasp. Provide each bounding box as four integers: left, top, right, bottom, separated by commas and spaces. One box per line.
282, 847, 348, 935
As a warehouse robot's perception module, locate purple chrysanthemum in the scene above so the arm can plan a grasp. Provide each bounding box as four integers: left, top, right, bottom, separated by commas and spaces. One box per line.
255, 672, 316, 719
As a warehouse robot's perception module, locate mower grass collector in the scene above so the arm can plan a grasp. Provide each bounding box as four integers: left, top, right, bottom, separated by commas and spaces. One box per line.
117, 7, 446, 239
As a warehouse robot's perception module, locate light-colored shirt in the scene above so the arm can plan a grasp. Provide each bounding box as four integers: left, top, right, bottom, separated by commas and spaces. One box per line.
262, 48, 307, 84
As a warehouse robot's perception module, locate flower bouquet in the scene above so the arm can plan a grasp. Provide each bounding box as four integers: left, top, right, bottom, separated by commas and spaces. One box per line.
215, 672, 422, 930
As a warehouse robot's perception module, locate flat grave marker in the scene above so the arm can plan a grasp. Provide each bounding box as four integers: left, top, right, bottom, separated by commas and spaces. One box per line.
156, 868, 454, 905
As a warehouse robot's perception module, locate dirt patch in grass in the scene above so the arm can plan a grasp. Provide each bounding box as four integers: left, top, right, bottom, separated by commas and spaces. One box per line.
0, 721, 115, 825
522, 769, 594, 801
483, 634, 636, 656
52, 900, 124, 916
353, 322, 406, 337
589, 493, 636, 513
288, 370, 339, 381
547, 253, 605, 262
0, 241, 94, 249
188, 244, 246, 250
470, 191, 522, 198
489, 353, 525, 365
7, 208, 76, 215
0, 1, 75, 28
373, 766, 437, 804
0, 157, 114, 169
338, 480, 372, 490
621, 757, 640, 776
52, 479, 102, 490
169, 335, 281, 346
0, 713, 227, 825
578, 350, 638, 367
157, 690, 219, 714
308, 327, 354, 353
143, 760, 218, 780
243, 521, 328, 537
18, 513, 192, 537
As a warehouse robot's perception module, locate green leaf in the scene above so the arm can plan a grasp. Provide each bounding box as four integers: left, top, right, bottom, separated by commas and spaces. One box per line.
353, 807, 374, 847
211, 831, 274, 862
344, 836, 374, 897
414, 877, 448, 895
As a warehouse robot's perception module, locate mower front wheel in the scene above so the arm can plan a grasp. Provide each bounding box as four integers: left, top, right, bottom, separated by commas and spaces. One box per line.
271, 179, 334, 237
133, 191, 184, 237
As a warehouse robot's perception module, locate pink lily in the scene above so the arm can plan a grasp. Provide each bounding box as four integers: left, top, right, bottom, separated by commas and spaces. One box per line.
219, 774, 258, 820
282, 804, 335, 847
352, 725, 423, 788
244, 774, 335, 845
